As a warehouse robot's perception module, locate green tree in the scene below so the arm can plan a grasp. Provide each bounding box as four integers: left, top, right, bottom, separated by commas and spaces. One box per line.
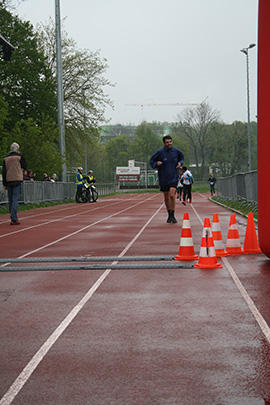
127, 122, 161, 169
36, 18, 114, 168
227, 121, 249, 174
175, 102, 221, 178
0, 4, 57, 129
0, 95, 10, 161
105, 135, 131, 180
208, 121, 252, 176
0, 3, 62, 176
11, 117, 62, 180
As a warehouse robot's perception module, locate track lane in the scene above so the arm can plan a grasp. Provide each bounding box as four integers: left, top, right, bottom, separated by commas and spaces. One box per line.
0, 197, 165, 405
0, 192, 269, 404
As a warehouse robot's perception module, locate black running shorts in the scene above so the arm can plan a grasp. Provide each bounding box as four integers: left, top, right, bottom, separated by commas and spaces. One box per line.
160, 182, 178, 192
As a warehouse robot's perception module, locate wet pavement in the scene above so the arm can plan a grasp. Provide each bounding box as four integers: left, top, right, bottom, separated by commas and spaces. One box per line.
0, 192, 269, 404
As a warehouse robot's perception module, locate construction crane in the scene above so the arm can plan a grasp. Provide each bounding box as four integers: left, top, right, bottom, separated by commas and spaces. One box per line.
125, 98, 207, 120
125, 102, 199, 107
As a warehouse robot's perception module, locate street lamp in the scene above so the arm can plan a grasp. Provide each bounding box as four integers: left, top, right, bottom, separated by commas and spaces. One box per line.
240, 43, 256, 172
55, 0, 66, 182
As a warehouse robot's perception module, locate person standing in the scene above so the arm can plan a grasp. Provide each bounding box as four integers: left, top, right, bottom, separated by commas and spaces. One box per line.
181, 166, 193, 205
2, 142, 27, 225
75, 167, 85, 203
208, 173, 216, 196
51, 173, 57, 182
150, 135, 184, 223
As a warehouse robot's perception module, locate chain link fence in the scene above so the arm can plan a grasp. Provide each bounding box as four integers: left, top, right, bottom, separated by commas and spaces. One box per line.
0, 181, 117, 205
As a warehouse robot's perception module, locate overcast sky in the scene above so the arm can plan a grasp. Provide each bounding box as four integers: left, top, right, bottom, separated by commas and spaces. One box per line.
16, 0, 258, 126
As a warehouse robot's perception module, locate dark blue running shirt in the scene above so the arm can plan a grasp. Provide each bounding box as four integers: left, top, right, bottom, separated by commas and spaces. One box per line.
150, 146, 184, 186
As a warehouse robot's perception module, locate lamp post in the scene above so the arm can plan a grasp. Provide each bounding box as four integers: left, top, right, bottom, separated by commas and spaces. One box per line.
55, 0, 66, 181
240, 43, 256, 172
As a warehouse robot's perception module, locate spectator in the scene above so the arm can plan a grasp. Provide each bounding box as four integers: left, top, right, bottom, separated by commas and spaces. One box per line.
2, 142, 27, 225
24, 169, 35, 181
23, 170, 28, 180
42, 173, 50, 181
208, 173, 217, 196
51, 173, 57, 182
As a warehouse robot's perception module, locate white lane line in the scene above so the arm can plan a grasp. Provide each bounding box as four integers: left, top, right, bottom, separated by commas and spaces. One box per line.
191, 203, 270, 344
0, 200, 163, 405
0, 195, 157, 266
17, 195, 156, 259
191, 204, 203, 226
222, 257, 270, 345
0, 203, 81, 225
0, 199, 132, 238
0, 270, 111, 405
0, 195, 143, 226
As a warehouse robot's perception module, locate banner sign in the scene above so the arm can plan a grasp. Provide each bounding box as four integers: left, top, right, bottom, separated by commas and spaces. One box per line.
116, 167, 140, 182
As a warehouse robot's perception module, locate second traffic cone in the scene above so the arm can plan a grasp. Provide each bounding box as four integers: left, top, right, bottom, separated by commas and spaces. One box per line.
226, 213, 244, 255
212, 213, 229, 257
243, 212, 262, 254
194, 217, 222, 269
174, 213, 198, 260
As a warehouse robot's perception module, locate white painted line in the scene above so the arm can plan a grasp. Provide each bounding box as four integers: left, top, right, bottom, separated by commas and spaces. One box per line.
222, 257, 270, 345
0, 199, 128, 238
0, 197, 162, 405
0, 270, 111, 405
0, 195, 157, 264
192, 202, 270, 345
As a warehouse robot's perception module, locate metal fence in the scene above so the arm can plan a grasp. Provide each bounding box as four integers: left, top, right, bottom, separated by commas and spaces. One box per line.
0, 181, 117, 205
0, 172, 257, 205
217, 171, 257, 202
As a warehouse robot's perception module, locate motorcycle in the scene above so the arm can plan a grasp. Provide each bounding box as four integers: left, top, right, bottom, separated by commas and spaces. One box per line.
81, 182, 98, 203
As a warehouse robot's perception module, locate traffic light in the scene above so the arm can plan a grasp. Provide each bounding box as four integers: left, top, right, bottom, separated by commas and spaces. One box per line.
0, 34, 15, 61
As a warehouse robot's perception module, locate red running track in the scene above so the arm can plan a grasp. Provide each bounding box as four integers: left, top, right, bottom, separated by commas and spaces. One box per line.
0, 192, 269, 404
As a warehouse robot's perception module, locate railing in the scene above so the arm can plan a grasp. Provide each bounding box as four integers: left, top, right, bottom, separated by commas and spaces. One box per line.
0, 172, 257, 205
217, 171, 257, 202
0, 181, 117, 205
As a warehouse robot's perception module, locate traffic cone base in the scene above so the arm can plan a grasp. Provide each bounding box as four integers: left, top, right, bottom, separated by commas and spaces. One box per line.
174, 213, 198, 261
194, 261, 222, 269
215, 249, 229, 257
243, 212, 262, 254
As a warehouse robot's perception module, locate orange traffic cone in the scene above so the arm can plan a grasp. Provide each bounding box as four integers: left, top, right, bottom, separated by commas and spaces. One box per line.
243, 212, 262, 254
226, 213, 244, 255
174, 213, 198, 261
194, 217, 222, 269
212, 213, 229, 257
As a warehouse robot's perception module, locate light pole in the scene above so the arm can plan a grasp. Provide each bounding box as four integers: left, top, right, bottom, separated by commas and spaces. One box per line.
55, 0, 66, 181
240, 43, 256, 172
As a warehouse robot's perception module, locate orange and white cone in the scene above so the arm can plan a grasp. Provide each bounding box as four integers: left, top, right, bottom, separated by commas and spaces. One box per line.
174, 213, 198, 261
226, 213, 244, 255
243, 212, 262, 254
194, 217, 222, 269
212, 213, 229, 257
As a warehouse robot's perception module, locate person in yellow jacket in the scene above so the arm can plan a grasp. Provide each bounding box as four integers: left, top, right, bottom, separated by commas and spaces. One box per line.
86, 170, 96, 186
75, 167, 85, 202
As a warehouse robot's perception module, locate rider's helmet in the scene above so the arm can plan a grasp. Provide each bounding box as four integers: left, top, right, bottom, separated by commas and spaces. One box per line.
78, 167, 83, 171
88, 169, 93, 174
